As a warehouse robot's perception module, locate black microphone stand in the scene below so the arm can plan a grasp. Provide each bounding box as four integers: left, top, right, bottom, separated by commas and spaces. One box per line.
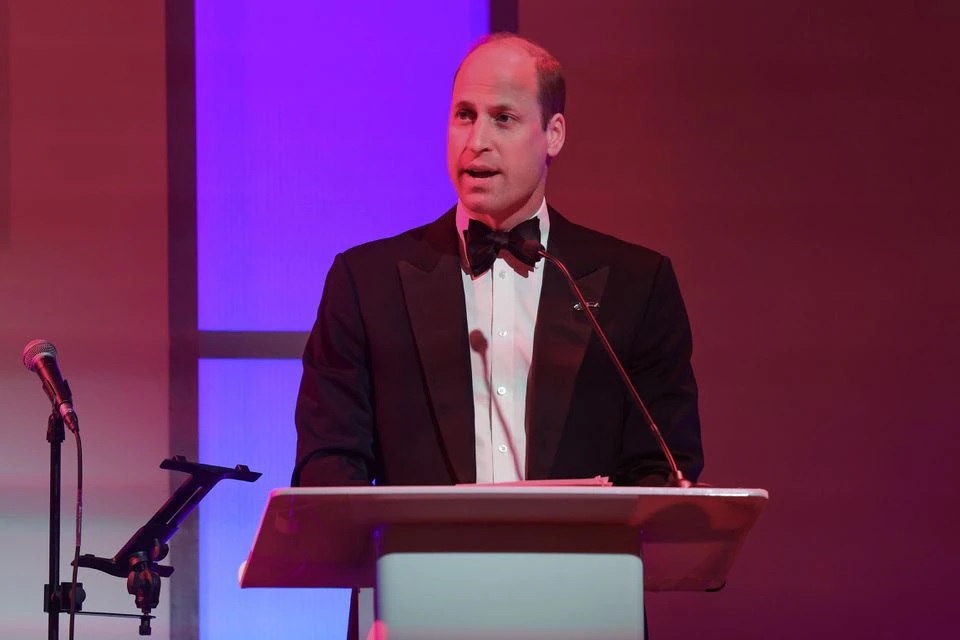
44, 410, 68, 640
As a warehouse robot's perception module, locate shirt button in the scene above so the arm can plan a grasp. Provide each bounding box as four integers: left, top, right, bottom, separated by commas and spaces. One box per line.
498, 330, 507, 337
498, 271, 507, 280
497, 444, 508, 453
496, 386, 507, 396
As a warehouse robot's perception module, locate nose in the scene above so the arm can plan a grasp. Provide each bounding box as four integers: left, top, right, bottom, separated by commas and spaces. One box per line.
466, 118, 491, 153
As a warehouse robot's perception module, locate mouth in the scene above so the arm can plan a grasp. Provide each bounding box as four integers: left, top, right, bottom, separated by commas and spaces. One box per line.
462, 167, 499, 179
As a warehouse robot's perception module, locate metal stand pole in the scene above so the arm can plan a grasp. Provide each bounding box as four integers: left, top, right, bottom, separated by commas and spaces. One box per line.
47, 411, 65, 640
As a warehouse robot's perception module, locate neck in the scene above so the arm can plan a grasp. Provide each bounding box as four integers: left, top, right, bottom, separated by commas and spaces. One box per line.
464, 198, 546, 231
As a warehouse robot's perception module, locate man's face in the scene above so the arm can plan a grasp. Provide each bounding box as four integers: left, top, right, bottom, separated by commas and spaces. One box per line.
447, 42, 565, 225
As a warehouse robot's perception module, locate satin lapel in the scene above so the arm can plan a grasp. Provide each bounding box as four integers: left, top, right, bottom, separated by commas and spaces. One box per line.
398, 211, 476, 484
527, 212, 610, 479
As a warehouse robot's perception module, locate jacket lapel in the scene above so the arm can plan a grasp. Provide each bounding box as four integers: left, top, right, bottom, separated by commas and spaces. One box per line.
398, 209, 476, 483
527, 210, 610, 479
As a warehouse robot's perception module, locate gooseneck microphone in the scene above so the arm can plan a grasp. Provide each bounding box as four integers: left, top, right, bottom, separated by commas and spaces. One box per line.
22, 339, 80, 433
519, 240, 693, 488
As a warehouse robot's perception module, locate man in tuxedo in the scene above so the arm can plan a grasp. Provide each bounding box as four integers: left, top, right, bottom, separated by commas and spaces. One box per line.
293, 33, 703, 487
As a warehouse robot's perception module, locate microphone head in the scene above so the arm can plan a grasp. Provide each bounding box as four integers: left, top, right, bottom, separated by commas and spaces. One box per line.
468, 329, 488, 354
22, 339, 58, 372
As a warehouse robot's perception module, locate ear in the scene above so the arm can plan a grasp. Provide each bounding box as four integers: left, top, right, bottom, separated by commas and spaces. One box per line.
545, 113, 566, 158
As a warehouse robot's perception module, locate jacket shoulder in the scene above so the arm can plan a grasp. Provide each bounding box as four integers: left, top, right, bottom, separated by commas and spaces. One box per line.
549, 208, 667, 275
337, 207, 456, 267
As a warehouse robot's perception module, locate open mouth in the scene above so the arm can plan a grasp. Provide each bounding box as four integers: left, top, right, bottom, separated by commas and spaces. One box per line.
464, 168, 499, 179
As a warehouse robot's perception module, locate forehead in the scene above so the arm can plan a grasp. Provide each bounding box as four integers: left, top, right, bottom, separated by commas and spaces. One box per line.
453, 42, 539, 105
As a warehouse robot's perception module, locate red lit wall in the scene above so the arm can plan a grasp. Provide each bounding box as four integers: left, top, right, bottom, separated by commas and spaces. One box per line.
520, 1, 960, 637
0, 1, 171, 638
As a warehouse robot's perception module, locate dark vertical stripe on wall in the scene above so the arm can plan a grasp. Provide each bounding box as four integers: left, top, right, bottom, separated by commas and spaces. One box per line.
490, 0, 519, 32
165, 1, 199, 638
0, 0, 10, 248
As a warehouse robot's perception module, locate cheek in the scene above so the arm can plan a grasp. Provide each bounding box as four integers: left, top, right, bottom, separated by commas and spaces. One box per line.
446, 136, 463, 183
447, 125, 468, 146
446, 139, 458, 168
511, 148, 543, 181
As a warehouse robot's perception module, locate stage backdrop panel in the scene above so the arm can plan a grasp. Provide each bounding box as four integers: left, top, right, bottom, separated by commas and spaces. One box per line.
195, 2, 489, 637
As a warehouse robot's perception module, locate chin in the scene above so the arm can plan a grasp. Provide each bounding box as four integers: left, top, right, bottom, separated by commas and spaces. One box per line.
461, 195, 497, 215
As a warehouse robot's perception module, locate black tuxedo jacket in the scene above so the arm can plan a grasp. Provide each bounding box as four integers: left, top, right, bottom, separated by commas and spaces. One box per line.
293, 206, 702, 486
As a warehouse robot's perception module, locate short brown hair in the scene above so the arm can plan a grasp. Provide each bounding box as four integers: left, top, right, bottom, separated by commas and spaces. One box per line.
455, 33, 566, 130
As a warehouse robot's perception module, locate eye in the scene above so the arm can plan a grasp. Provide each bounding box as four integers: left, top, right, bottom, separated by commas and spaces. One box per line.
494, 113, 514, 124
454, 108, 475, 122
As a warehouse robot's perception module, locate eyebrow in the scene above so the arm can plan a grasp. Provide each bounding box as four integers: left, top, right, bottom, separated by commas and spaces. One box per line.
453, 100, 518, 112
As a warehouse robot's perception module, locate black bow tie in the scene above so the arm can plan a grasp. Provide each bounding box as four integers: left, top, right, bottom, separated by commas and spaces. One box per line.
464, 217, 542, 277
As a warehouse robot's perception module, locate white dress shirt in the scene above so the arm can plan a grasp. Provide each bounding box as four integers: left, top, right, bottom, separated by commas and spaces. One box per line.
456, 199, 550, 483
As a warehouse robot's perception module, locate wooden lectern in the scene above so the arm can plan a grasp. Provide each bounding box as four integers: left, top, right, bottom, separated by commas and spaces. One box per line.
241, 486, 767, 640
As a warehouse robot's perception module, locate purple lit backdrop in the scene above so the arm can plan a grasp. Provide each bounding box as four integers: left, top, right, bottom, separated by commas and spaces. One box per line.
198, 359, 339, 637
195, 2, 488, 637
197, 1, 488, 332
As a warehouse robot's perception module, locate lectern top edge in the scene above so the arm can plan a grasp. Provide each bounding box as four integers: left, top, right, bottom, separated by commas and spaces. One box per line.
267, 485, 769, 500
